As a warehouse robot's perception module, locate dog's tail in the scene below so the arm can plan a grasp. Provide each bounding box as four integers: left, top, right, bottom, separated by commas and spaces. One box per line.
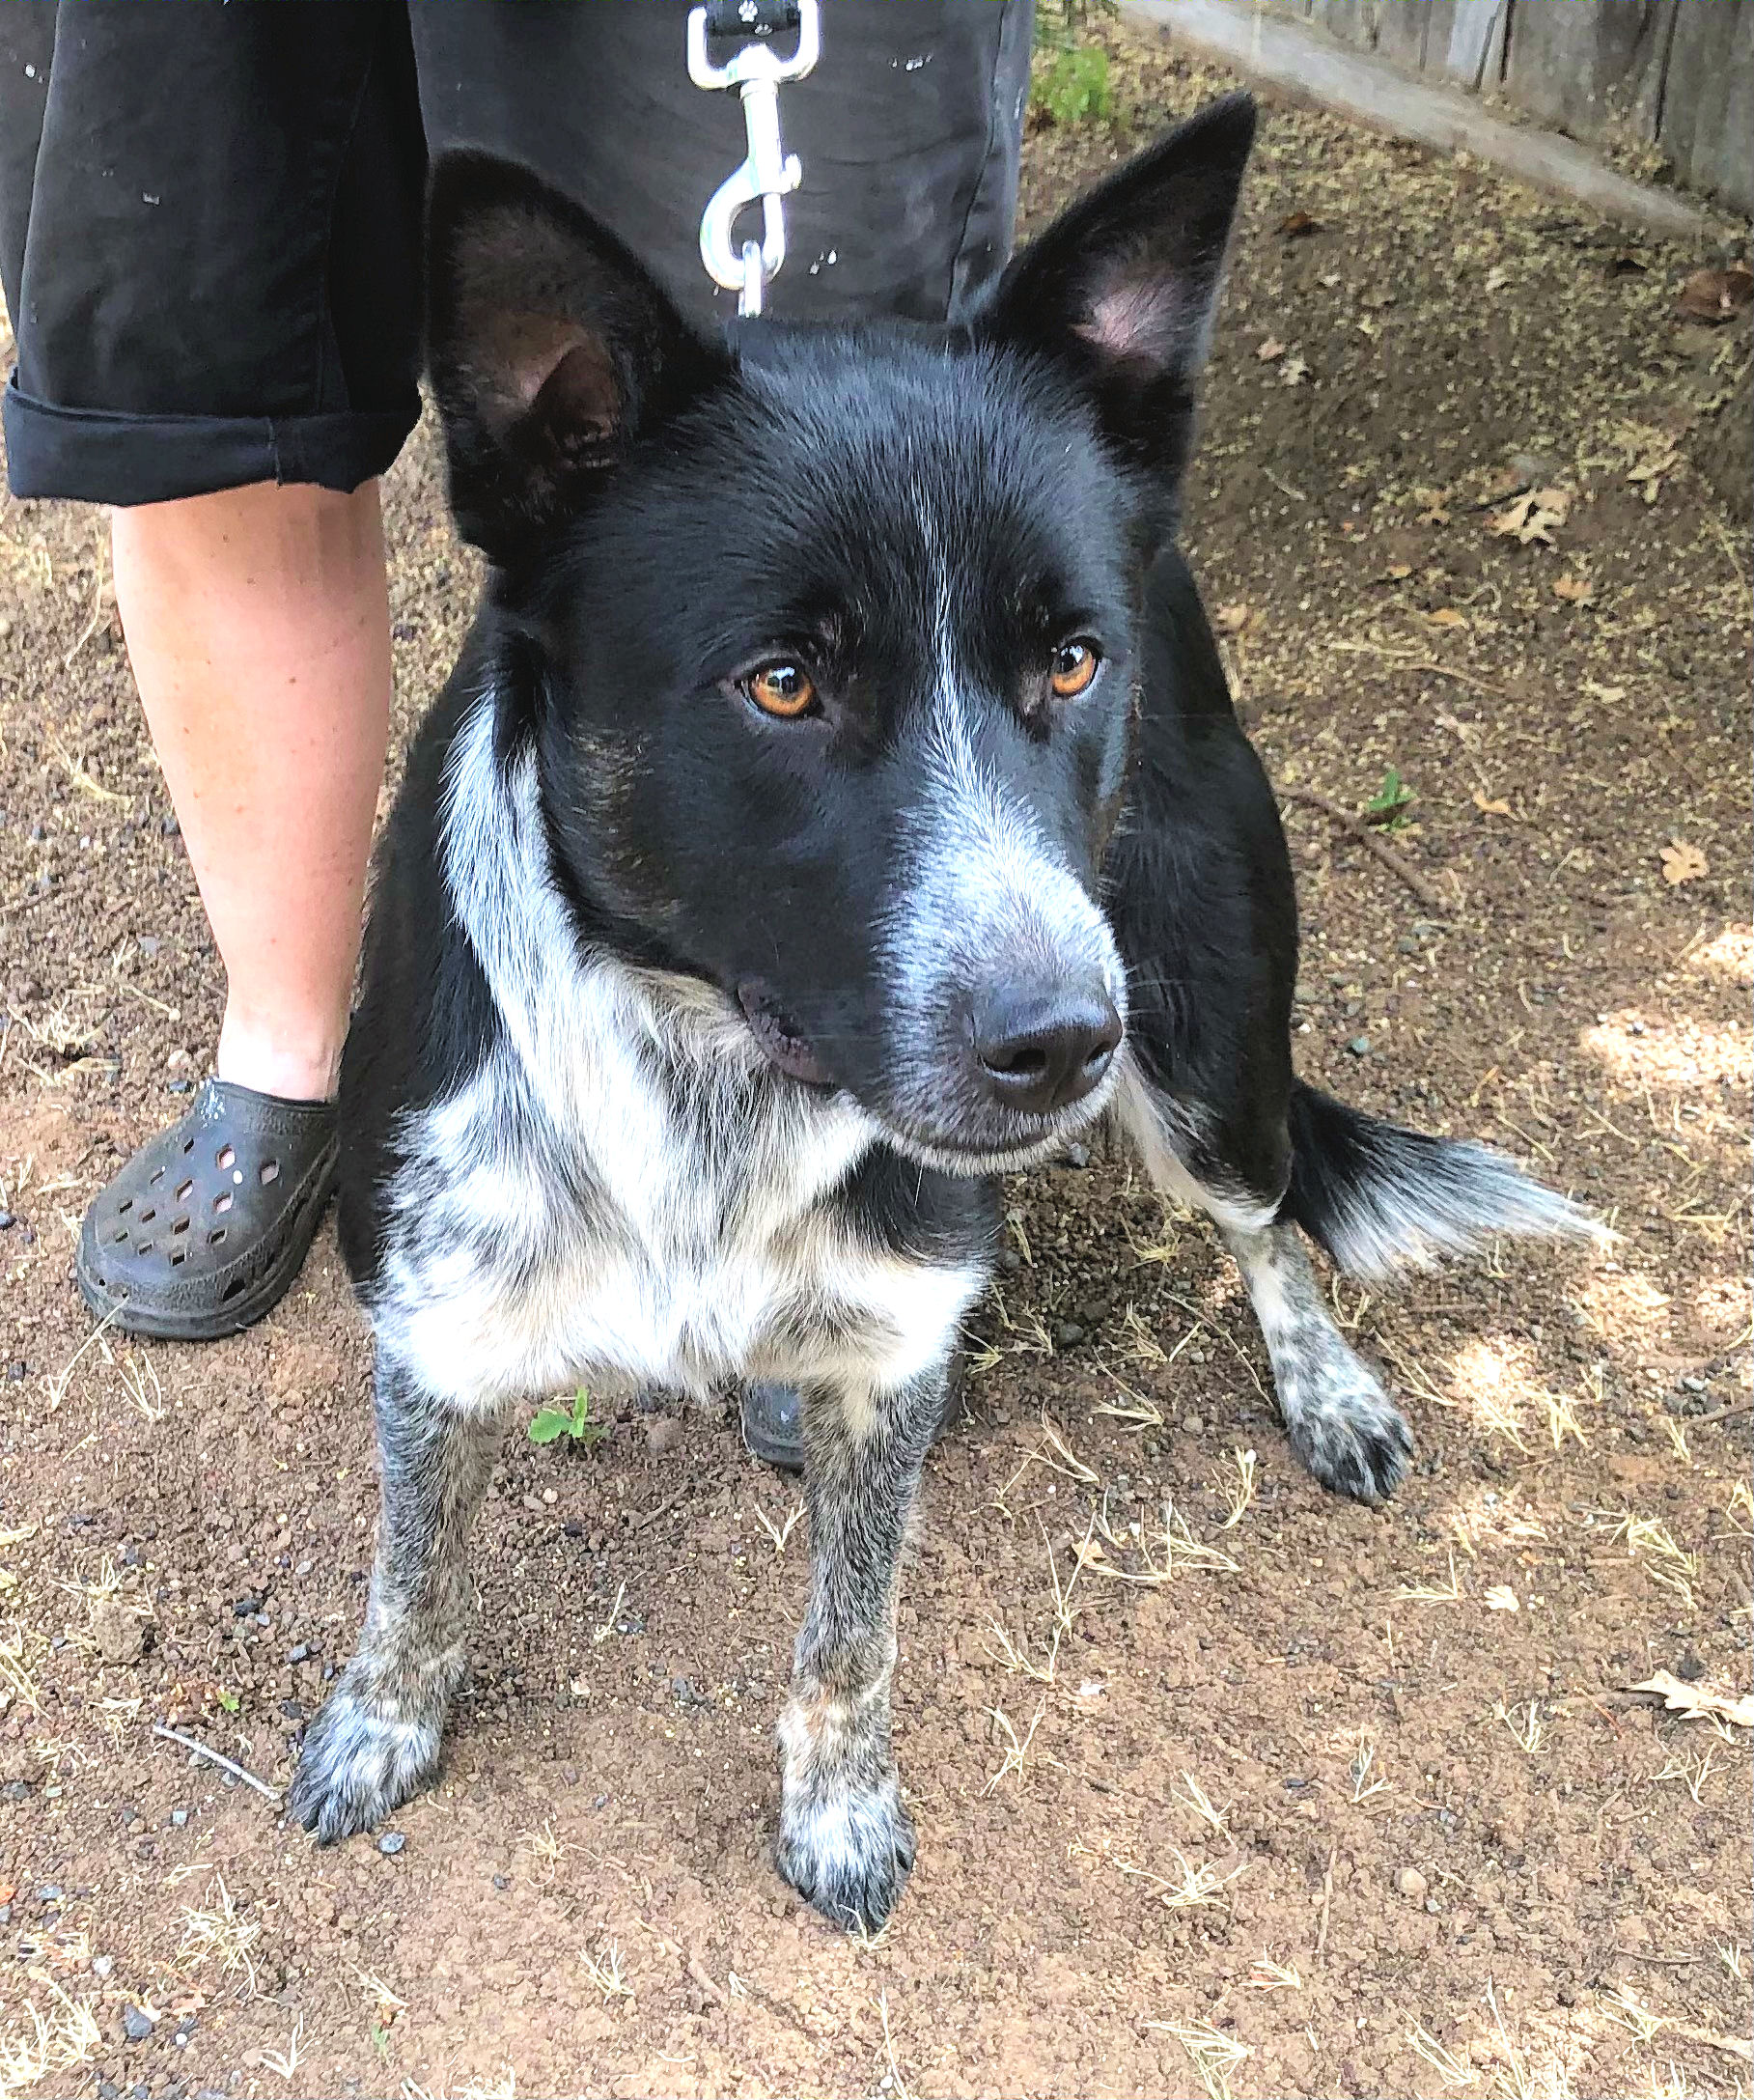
1282, 1081, 1608, 1282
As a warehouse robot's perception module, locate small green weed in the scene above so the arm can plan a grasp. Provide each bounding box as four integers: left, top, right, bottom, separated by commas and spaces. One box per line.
528, 1387, 609, 1449
1364, 767, 1416, 831
1031, 42, 1111, 127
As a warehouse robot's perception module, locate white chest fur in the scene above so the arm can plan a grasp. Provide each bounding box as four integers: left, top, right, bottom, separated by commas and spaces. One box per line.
368, 700, 982, 1414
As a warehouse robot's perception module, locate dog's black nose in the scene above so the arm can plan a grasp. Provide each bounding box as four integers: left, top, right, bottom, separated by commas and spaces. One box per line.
971, 987, 1122, 1114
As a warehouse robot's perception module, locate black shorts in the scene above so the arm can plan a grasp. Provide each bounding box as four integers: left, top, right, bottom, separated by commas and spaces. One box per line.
0, 0, 1030, 507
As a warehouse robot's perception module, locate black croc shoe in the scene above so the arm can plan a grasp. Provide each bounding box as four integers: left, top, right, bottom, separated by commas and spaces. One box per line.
740, 1365, 965, 1473
76, 1080, 339, 1340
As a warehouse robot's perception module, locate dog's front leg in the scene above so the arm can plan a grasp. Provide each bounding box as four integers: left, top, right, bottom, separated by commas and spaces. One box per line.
775, 1366, 947, 1934
289, 1355, 503, 1842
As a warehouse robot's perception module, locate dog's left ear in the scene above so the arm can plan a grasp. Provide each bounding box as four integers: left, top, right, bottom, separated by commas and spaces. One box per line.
426, 153, 730, 562
979, 93, 1256, 505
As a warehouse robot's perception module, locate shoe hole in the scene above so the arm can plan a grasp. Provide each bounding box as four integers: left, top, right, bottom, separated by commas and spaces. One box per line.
216, 1144, 235, 1171
220, 1275, 245, 1302
209, 1227, 227, 1247
139, 1208, 156, 1225
182, 1135, 195, 1155
175, 1178, 193, 1202
170, 1250, 186, 1267
213, 1191, 233, 1216
119, 1198, 132, 1216
172, 1217, 189, 1237
149, 1165, 164, 1186
259, 1158, 280, 1186
135, 1238, 153, 1256
113, 1227, 128, 1246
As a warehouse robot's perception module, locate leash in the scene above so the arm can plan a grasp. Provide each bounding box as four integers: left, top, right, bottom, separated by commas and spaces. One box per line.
687, 0, 821, 316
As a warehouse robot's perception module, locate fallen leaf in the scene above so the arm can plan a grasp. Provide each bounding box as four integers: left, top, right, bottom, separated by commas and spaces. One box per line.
1659, 839, 1708, 885
1073, 1539, 1108, 1567
1214, 602, 1251, 632
1484, 264, 1511, 294
1382, 562, 1413, 581
1276, 210, 1322, 239
1278, 353, 1309, 387
1552, 574, 1595, 604
1256, 336, 1287, 362
1629, 1671, 1754, 1728
1425, 607, 1468, 630
1490, 487, 1571, 547
1627, 445, 1681, 505
1472, 791, 1513, 817
1676, 263, 1754, 324
1484, 1585, 1519, 1611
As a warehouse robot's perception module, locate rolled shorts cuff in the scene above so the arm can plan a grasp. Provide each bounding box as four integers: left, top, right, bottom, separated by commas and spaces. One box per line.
2, 374, 418, 505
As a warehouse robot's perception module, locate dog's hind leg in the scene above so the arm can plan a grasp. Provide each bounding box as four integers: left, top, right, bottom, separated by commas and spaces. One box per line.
1114, 1071, 1412, 1503
288, 1355, 503, 1842
774, 1365, 950, 1935
1213, 1213, 1410, 1504
1104, 546, 1410, 1502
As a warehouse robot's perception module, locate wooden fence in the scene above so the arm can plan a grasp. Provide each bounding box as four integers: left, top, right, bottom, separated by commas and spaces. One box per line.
1275, 0, 1751, 213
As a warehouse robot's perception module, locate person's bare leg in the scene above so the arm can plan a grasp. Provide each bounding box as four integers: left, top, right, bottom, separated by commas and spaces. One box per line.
110, 479, 391, 1103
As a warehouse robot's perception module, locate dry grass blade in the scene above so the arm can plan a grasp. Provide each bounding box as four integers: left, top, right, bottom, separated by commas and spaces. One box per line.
1213, 1446, 1258, 1530
1177, 1770, 1231, 1836
1117, 1846, 1244, 1913
984, 1520, 1090, 1686
348, 1965, 408, 2016
1396, 1553, 1464, 1604
1093, 1369, 1164, 1430
1087, 1498, 1239, 1584
0, 1626, 43, 1717
1409, 2022, 1481, 2086
1599, 1514, 1703, 1611
1349, 1730, 1390, 1806
579, 1941, 632, 2003
878, 1989, 912, 2100
985, 1696, 1053, 1793
0, 1980, 101, 2100
1483, 1975, 1574, 2100
175, 1875, 260, 1995
43, 1305, 123, 1413
257, 2017, 305, 2084
1494, 1698, 1546, 1755
1599, 1984, 1666, 2044
752, 1499, 804, 1557
1144, 2019, 1251, 2100
1653, 1748, 1716, 1804
1244, 1955, 1302, 1991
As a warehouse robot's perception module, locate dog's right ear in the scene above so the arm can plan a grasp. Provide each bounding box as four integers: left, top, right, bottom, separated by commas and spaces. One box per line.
426, 154, 729, 562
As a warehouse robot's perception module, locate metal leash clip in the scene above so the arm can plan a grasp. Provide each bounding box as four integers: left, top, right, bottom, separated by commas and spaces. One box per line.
687, 0, 821, 316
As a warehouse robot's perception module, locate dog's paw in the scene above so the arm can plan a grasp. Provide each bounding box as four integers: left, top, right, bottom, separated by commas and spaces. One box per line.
775, 1774, 916, 1935
286, 1671, 443, 1843
1281, 1343, 1412, 1504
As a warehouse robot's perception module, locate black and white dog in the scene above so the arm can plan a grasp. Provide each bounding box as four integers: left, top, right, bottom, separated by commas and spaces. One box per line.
289, 98, 1595, 1929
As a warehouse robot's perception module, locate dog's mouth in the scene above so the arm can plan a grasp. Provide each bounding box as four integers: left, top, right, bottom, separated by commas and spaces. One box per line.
737, 982, 832, 1087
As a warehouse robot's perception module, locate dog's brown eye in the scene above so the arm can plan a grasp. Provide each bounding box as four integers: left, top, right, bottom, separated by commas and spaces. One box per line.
745, 661, 817, 719
1049, 640, 1100, 700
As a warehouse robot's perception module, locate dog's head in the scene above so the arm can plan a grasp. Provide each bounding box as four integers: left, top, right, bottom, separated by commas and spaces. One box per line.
427, 97, 1254, 1173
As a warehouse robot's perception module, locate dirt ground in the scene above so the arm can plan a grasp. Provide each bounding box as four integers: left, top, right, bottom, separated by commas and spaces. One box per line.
2, 23, 1751, 2100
